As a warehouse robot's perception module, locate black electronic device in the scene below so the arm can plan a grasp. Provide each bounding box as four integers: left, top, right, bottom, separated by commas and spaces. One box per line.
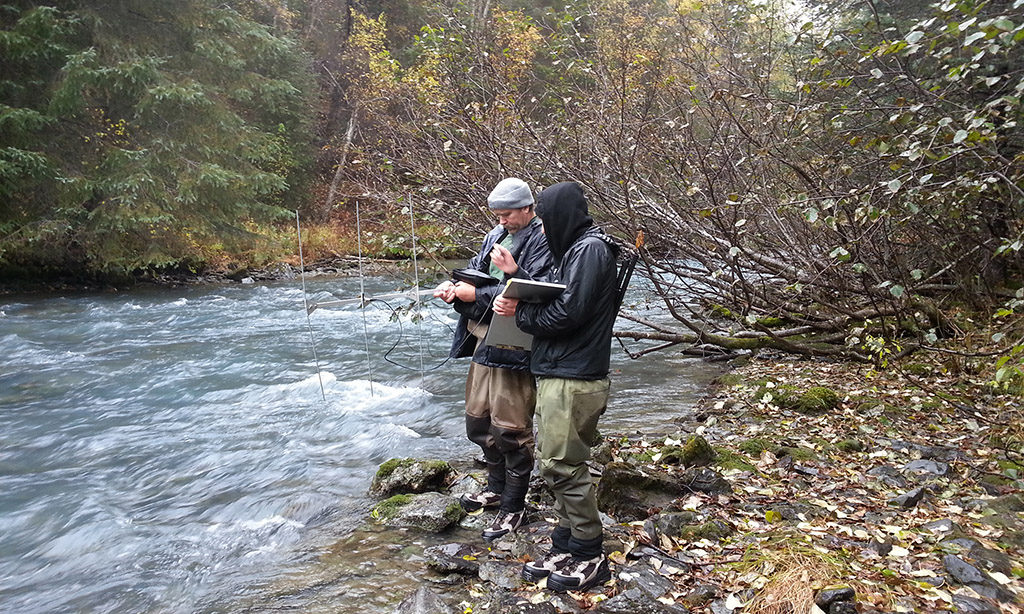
451, 268, 499, 287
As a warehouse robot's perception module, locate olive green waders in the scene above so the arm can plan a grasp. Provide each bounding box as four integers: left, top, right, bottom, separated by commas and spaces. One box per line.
535, 376, 609, 554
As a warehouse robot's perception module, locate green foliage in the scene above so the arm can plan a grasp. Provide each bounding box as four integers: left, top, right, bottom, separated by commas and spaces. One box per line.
0, 1, 315, 277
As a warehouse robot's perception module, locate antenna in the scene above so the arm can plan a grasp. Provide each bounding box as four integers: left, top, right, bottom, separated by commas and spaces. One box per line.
296, 210, 327, 402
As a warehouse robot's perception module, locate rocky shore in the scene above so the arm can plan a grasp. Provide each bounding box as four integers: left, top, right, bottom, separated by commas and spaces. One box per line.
359, 353, 1022, 614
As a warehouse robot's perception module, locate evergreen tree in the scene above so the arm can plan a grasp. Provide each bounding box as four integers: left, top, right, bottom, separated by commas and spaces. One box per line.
1, 0, 315, 277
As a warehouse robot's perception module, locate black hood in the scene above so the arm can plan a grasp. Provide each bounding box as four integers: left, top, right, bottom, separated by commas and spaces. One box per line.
535, 182, 593, 260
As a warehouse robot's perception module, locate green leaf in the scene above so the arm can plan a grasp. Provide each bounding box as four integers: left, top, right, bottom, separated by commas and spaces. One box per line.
889, 285, 905, 298
887, 179, 902, 193
905, 31, 925, 43
953, 130, 968, 144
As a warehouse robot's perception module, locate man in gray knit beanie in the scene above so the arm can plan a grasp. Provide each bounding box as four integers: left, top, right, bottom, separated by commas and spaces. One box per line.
433, 177, 552, 540
487, 177, 534, 211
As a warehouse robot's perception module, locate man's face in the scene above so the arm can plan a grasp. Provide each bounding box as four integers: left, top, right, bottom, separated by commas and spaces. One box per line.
494, 206, 534, 233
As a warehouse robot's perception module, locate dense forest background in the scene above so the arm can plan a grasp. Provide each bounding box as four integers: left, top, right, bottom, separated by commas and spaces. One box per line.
2, 0, 1022, 378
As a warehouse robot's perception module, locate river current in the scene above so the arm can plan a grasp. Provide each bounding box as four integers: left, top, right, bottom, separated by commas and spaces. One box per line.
0, 275, 718, 613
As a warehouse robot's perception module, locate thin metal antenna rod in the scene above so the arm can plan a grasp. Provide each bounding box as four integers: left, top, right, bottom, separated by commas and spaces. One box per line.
296, 210, 327, 402
407, 194, 426, 384
355, 199, 375, 396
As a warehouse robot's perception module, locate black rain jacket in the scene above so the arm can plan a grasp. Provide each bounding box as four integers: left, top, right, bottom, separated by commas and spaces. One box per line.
449, 216, 552, 370
514, 182, 620, 380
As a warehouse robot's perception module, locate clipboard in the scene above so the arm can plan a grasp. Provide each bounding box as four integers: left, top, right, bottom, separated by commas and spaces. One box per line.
483, 278, 566, 350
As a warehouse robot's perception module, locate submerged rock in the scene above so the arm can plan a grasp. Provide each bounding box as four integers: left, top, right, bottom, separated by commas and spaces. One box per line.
392, 586, 456, 614
424, 543, 483, 575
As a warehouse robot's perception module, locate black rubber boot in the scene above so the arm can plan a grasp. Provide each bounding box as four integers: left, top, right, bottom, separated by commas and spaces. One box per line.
467, 414, 505, 493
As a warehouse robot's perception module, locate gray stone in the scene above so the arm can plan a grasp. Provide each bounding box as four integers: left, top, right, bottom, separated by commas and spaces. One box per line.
617, 564, 675, 599
423, 542, 482, 575
546, 594, 584, 613
903, 459, 950, 478
944, 554, 987, 585
866, 465, 909, 489
942, 537, 983, 553
494, 594, 557, 614
968, 581, 1018, 603
888, 486, 928, 509
598, 463, 732, 520
952, 595, 1001, 614
478, 560, 524, 590
922, 519, 960, 534
381, 492, 463, 533
683, 584, 718, 606
867, 540, 892, 556
655, 511, 700, 537
448, 474, 485, 498
392, 587, 456, 614
596, 588, 689, 614
679, 467, 733, 495
970, 546, 1014, 575
829, 602, 857, 614
815, 587, 855, 608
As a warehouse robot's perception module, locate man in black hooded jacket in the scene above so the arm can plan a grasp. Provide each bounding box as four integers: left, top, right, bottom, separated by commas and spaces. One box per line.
494, 181, 619, 592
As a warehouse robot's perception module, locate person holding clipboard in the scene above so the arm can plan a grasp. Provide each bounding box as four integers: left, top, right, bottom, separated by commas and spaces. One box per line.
432, 177, 552, 540
493, 181, 620, 593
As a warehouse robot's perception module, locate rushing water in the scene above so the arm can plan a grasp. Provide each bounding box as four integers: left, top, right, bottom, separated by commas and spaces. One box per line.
0, 275, 720, 613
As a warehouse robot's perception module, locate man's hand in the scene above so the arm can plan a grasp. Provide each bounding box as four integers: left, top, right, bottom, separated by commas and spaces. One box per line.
493, 295, 519, 317
453, 281, 476, 302
490, 244, 519, 275
433, 280, 457, 303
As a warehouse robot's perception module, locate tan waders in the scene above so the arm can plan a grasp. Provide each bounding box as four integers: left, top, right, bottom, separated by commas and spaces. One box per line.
465, 360, 536, 512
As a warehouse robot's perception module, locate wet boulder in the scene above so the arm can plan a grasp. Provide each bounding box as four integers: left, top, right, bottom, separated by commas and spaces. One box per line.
371, 492, 464, 533
370, 458, 454, 497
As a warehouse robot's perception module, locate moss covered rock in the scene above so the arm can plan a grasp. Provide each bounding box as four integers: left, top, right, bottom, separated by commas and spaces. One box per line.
836, 438, 864, 453
660, 435, 716, 467
370, 491, 463, 533
795, 386, 841, 414
369, 458, 453, 498
370, 494, 413, 521
678, 519, 735, 542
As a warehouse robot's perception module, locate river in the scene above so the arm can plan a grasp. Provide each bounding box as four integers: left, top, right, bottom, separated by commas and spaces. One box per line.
0, 275, 720, 613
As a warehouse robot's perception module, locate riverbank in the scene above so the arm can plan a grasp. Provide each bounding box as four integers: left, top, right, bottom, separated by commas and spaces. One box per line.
0, 256, 453, 295
339, 352, 1023, 613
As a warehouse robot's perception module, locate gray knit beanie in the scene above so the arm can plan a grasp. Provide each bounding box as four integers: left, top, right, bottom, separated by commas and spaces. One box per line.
487, 178, 534, 210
